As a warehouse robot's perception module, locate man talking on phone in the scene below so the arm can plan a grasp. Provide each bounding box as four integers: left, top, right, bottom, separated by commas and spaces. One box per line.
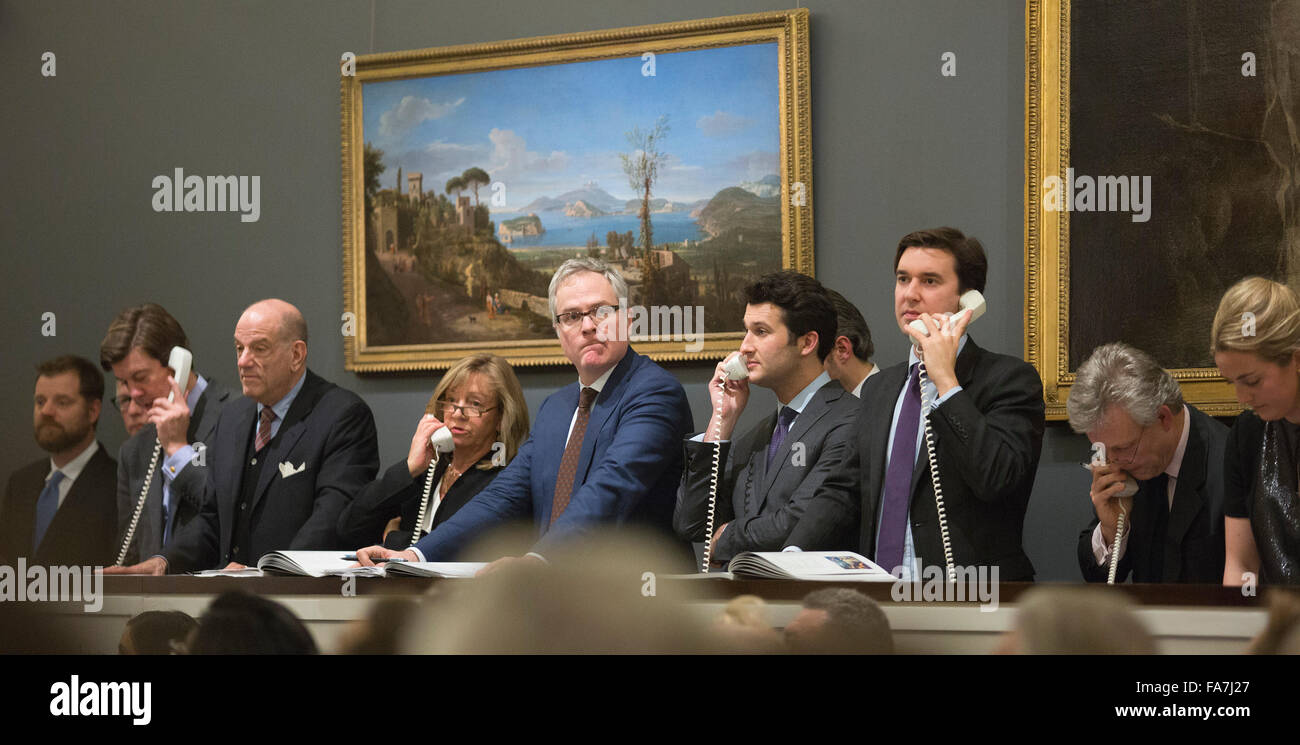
673, 271, 859, 566
849, 227, 1045, 581
1067, 342, 1227, 583
100, 304, 234, 565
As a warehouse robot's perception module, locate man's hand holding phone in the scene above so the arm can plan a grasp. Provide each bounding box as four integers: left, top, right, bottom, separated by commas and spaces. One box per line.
705, 354, 749, 442
1088, 462, 1136, 548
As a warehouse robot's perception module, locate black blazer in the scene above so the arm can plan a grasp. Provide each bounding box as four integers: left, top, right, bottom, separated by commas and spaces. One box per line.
336, 457, 504, 550
163, 369, 379, 572
0, 444, 118, 566
115, 377, 234, 565
854, 338, 1045, 580
1077, 406, 1228, 583
674, 379, 859, 560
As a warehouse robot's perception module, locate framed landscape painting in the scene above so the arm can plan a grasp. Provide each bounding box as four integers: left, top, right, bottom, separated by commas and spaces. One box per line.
341, 10, 812, 372
1025, 0, 1293, 418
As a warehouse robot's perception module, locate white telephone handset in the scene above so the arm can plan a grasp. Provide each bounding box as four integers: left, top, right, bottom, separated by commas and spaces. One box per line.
1086, 442, 1137, 585
720, 352, 749, 381
166, 347, 192, 403
910, 292, 986, 581
115, 346, 193, 566
702, 352, 748, 572
909, 290, 987, 344
410, 425, 455, 548
430, 426, 455, 453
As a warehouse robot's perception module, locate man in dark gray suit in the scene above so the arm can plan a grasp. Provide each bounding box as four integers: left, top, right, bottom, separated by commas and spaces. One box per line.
100, 304, 234, 565
1068, 343, 1227, 583
675, 271, 859, 566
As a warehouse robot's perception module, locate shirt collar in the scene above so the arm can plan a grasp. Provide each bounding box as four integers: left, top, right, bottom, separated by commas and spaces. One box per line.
781, 371, 830, 414
187, 373, 209, 412
578, 364, 616, 394
49, 440, 99, 483
257, 370, 307, 422
907, 334, 969, 367
1166, 404, 1191, 480
852, 363, 881, 397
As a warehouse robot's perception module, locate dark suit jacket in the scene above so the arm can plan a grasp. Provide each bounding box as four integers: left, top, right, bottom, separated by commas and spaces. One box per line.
854, 338, 1045, 581
1077, 406, 1228, 583
0, 444, 118, 566
336, 457, 504, 549
115, 377, 234, 565
412, 348, 693, 562
162, 369, 379, 572
674, 379, 859, 561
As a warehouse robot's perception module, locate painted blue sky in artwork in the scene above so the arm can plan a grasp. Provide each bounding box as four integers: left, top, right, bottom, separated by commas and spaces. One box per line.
362, 42, 779, 207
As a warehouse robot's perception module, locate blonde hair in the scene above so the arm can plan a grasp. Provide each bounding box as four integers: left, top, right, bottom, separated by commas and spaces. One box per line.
425, 353, 529, 469
1211, 277, 1300, 366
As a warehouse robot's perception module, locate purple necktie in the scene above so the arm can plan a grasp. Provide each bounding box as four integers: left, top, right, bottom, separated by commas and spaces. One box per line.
878, 363, 921, 571
766, 407, 798, 470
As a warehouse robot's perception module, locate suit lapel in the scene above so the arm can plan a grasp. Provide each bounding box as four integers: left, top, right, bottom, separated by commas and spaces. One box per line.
1166, 413, 1207, 554
748, 405, 774, 517
909, 340, 984, 502
249, 372, 319, 513
189, 379, 229, 443
762, 384, 836, 499
571, 351, 637, 488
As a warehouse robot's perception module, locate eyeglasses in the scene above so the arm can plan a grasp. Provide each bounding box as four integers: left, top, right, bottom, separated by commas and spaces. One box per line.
1108, 426, 1147, 466
110, 394, 140, 413
436, 400, 498, 418
554, 304, 619, 328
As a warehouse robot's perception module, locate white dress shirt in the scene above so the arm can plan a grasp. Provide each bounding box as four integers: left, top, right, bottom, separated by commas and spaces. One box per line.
46, 440, 100, 509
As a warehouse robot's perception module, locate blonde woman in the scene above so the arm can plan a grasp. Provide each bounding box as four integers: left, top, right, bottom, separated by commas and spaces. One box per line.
337, 353, 529, 550
1211, 277, 1300, 585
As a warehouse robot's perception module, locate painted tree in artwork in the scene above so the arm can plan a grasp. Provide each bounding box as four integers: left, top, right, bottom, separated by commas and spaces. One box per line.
363, 143, 386, 217
620, 115, 670, 260
445, 175, 466, 201
462, 167, 491, 206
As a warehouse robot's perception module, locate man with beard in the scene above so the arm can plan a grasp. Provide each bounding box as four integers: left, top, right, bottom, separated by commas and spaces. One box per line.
0, 356, 118, 566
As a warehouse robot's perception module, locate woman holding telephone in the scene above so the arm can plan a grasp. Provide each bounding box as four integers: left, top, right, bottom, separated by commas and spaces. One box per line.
1212, 277, 1300, 585
337, 353, 530, 550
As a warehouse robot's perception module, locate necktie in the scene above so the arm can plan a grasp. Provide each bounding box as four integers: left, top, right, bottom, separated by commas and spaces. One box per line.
878, 363, 921, 572
551, 386, 598, 526
766, 406, 799, 470
33, 470, 65, 551
255, 406, 277, 452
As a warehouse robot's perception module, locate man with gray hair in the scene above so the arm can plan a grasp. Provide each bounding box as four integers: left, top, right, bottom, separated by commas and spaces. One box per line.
357, 258, 694, 570
1067, 342, 1227, 583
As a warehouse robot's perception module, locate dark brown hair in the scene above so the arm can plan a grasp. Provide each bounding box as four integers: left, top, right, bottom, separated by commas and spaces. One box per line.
893, 227, 988, 294
743, 270, 837, 361
99, 303, 190, 371
36, 354, 105, 403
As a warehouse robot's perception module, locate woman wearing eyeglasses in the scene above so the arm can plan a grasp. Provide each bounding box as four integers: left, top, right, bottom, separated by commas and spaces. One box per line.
1212, 277, 1300, 586
338, 353, 530, 550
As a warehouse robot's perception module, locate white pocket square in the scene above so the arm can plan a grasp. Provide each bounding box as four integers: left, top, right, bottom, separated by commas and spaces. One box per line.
278, 461, 306, 478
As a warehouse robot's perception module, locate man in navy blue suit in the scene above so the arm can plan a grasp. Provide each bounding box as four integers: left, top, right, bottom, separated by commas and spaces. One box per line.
357, 258, 694, 570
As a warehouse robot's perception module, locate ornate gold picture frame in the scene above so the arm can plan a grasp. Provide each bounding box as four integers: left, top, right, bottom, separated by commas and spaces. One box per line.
1025, 0, 1254, 420
341, 10, 812, 372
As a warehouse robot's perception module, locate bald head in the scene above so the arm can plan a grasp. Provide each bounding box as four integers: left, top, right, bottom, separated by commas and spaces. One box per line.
242, 299, 308, 345
235, 299, 308, 406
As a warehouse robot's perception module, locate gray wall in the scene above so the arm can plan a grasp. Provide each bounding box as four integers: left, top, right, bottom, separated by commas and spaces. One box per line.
0, 0, 1095, 580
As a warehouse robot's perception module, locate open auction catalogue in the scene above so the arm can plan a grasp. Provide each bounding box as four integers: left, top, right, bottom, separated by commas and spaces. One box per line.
193, 551, 485, 578
724, 551, 895, 581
